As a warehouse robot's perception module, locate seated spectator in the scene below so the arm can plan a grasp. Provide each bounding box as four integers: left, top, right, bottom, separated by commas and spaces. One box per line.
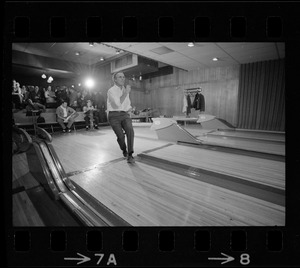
76, 91, 82, 109
20, 85, 29, 105
91, 90, 107, 123
12, 80, 23, 109
40, 87, 47, 105
68, 87, 78, 109
56, 100, 78, 133
78, 89, 90, 110
83, 100, 99, 130
44, 85, 57, 107
55, 86, 68, 106
30, 86, 45, 105
27, 85, 46, 112
60, 86, 69, 104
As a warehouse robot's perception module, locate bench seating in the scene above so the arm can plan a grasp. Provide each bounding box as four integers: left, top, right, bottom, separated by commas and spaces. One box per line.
13, 111, 87, 133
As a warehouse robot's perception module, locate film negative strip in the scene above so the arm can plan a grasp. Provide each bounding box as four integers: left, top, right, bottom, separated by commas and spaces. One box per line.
4, 1, 300, 267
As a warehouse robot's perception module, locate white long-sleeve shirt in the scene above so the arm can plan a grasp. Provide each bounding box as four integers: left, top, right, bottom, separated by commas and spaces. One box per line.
107, 84, 132, 112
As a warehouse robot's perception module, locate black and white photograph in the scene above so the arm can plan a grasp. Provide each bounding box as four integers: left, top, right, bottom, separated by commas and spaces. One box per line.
12, 42, 285, 227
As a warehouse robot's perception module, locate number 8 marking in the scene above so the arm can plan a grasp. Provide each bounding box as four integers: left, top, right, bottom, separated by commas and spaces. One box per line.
240, 253, 250, 265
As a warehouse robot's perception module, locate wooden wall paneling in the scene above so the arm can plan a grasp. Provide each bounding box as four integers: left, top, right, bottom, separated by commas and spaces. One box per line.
130, 90, 145, 110
141, 64, 240, 125
95, 61, 240, 125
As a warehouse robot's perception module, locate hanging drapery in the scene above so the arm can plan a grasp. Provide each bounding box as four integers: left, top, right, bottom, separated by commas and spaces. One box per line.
237, 59, 285, 131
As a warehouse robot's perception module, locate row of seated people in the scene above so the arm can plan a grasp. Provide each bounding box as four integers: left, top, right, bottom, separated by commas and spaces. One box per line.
12, 79, 106, 114
56, 99, 107, 133
12, 99, 108, 133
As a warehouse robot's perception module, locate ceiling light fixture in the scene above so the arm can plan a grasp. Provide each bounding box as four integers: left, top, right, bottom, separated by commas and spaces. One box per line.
100, 57, 104, 61
212, 57, 219, 61
41, 74, 46, 79
188, 42, 195, 47
75, 52, 80, 56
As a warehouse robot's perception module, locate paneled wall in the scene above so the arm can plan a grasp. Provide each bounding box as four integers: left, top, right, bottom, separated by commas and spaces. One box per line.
143, 65, 240, 126
95, 63, 145, 110
95, 63, 240, 126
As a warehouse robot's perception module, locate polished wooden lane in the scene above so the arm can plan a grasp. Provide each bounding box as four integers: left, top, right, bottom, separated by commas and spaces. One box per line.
51, 126, 168, 174
50, 126, 284, 226
70, 160, 284, 226
186, 128, 284, 156
145, 144, 285, 190
208, 129, 285, 142
200, 135, 285, 155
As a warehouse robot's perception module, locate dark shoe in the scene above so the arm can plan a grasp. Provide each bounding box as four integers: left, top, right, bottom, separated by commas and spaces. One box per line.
67, 128, 71, 133
94, 125, 99, 129
123, 151, 128, 158
86, 126, 89, 131
127, 155, 135, 164
62, 129, 66, 133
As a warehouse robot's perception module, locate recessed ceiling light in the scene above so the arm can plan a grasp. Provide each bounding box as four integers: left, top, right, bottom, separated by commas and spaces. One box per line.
188, 42, 194, 47
75, 52, 80, 56
212, 57, 218, 61
100, 57, 104, 61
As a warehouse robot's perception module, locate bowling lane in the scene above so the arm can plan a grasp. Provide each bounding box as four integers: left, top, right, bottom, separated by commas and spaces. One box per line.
208, 129, 285, 142
144, 144, 285, 190
51, 125, 168, 174
50, 125, 284, 226
70, 159, 284, 226
183, 125, 285, 156
200, 135, 285, 155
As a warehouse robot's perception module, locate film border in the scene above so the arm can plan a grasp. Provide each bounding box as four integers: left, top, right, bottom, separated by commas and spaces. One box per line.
4, 1, 300, 267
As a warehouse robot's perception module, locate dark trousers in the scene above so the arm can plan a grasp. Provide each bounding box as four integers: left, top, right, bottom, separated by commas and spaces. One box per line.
57, 113, 78, 129
84, 113, 99, 127
108, 111, 134, 155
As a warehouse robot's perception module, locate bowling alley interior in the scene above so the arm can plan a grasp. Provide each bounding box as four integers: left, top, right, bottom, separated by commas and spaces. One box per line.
11, 42, 285, 226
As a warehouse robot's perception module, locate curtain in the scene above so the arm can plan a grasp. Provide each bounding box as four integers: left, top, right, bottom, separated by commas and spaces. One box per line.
237, 59, 285, 131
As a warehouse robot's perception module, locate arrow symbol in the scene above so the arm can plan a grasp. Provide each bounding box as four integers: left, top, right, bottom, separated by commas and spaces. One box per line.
64, 252, 91, 265
208, 252, 235, 265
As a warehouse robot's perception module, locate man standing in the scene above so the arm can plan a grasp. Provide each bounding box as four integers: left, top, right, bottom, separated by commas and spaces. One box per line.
107, 72, 135, 163
56, 100, 78, 133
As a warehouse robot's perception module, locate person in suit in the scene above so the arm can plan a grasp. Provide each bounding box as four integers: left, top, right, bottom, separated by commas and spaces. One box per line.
56, 100, 78, 133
